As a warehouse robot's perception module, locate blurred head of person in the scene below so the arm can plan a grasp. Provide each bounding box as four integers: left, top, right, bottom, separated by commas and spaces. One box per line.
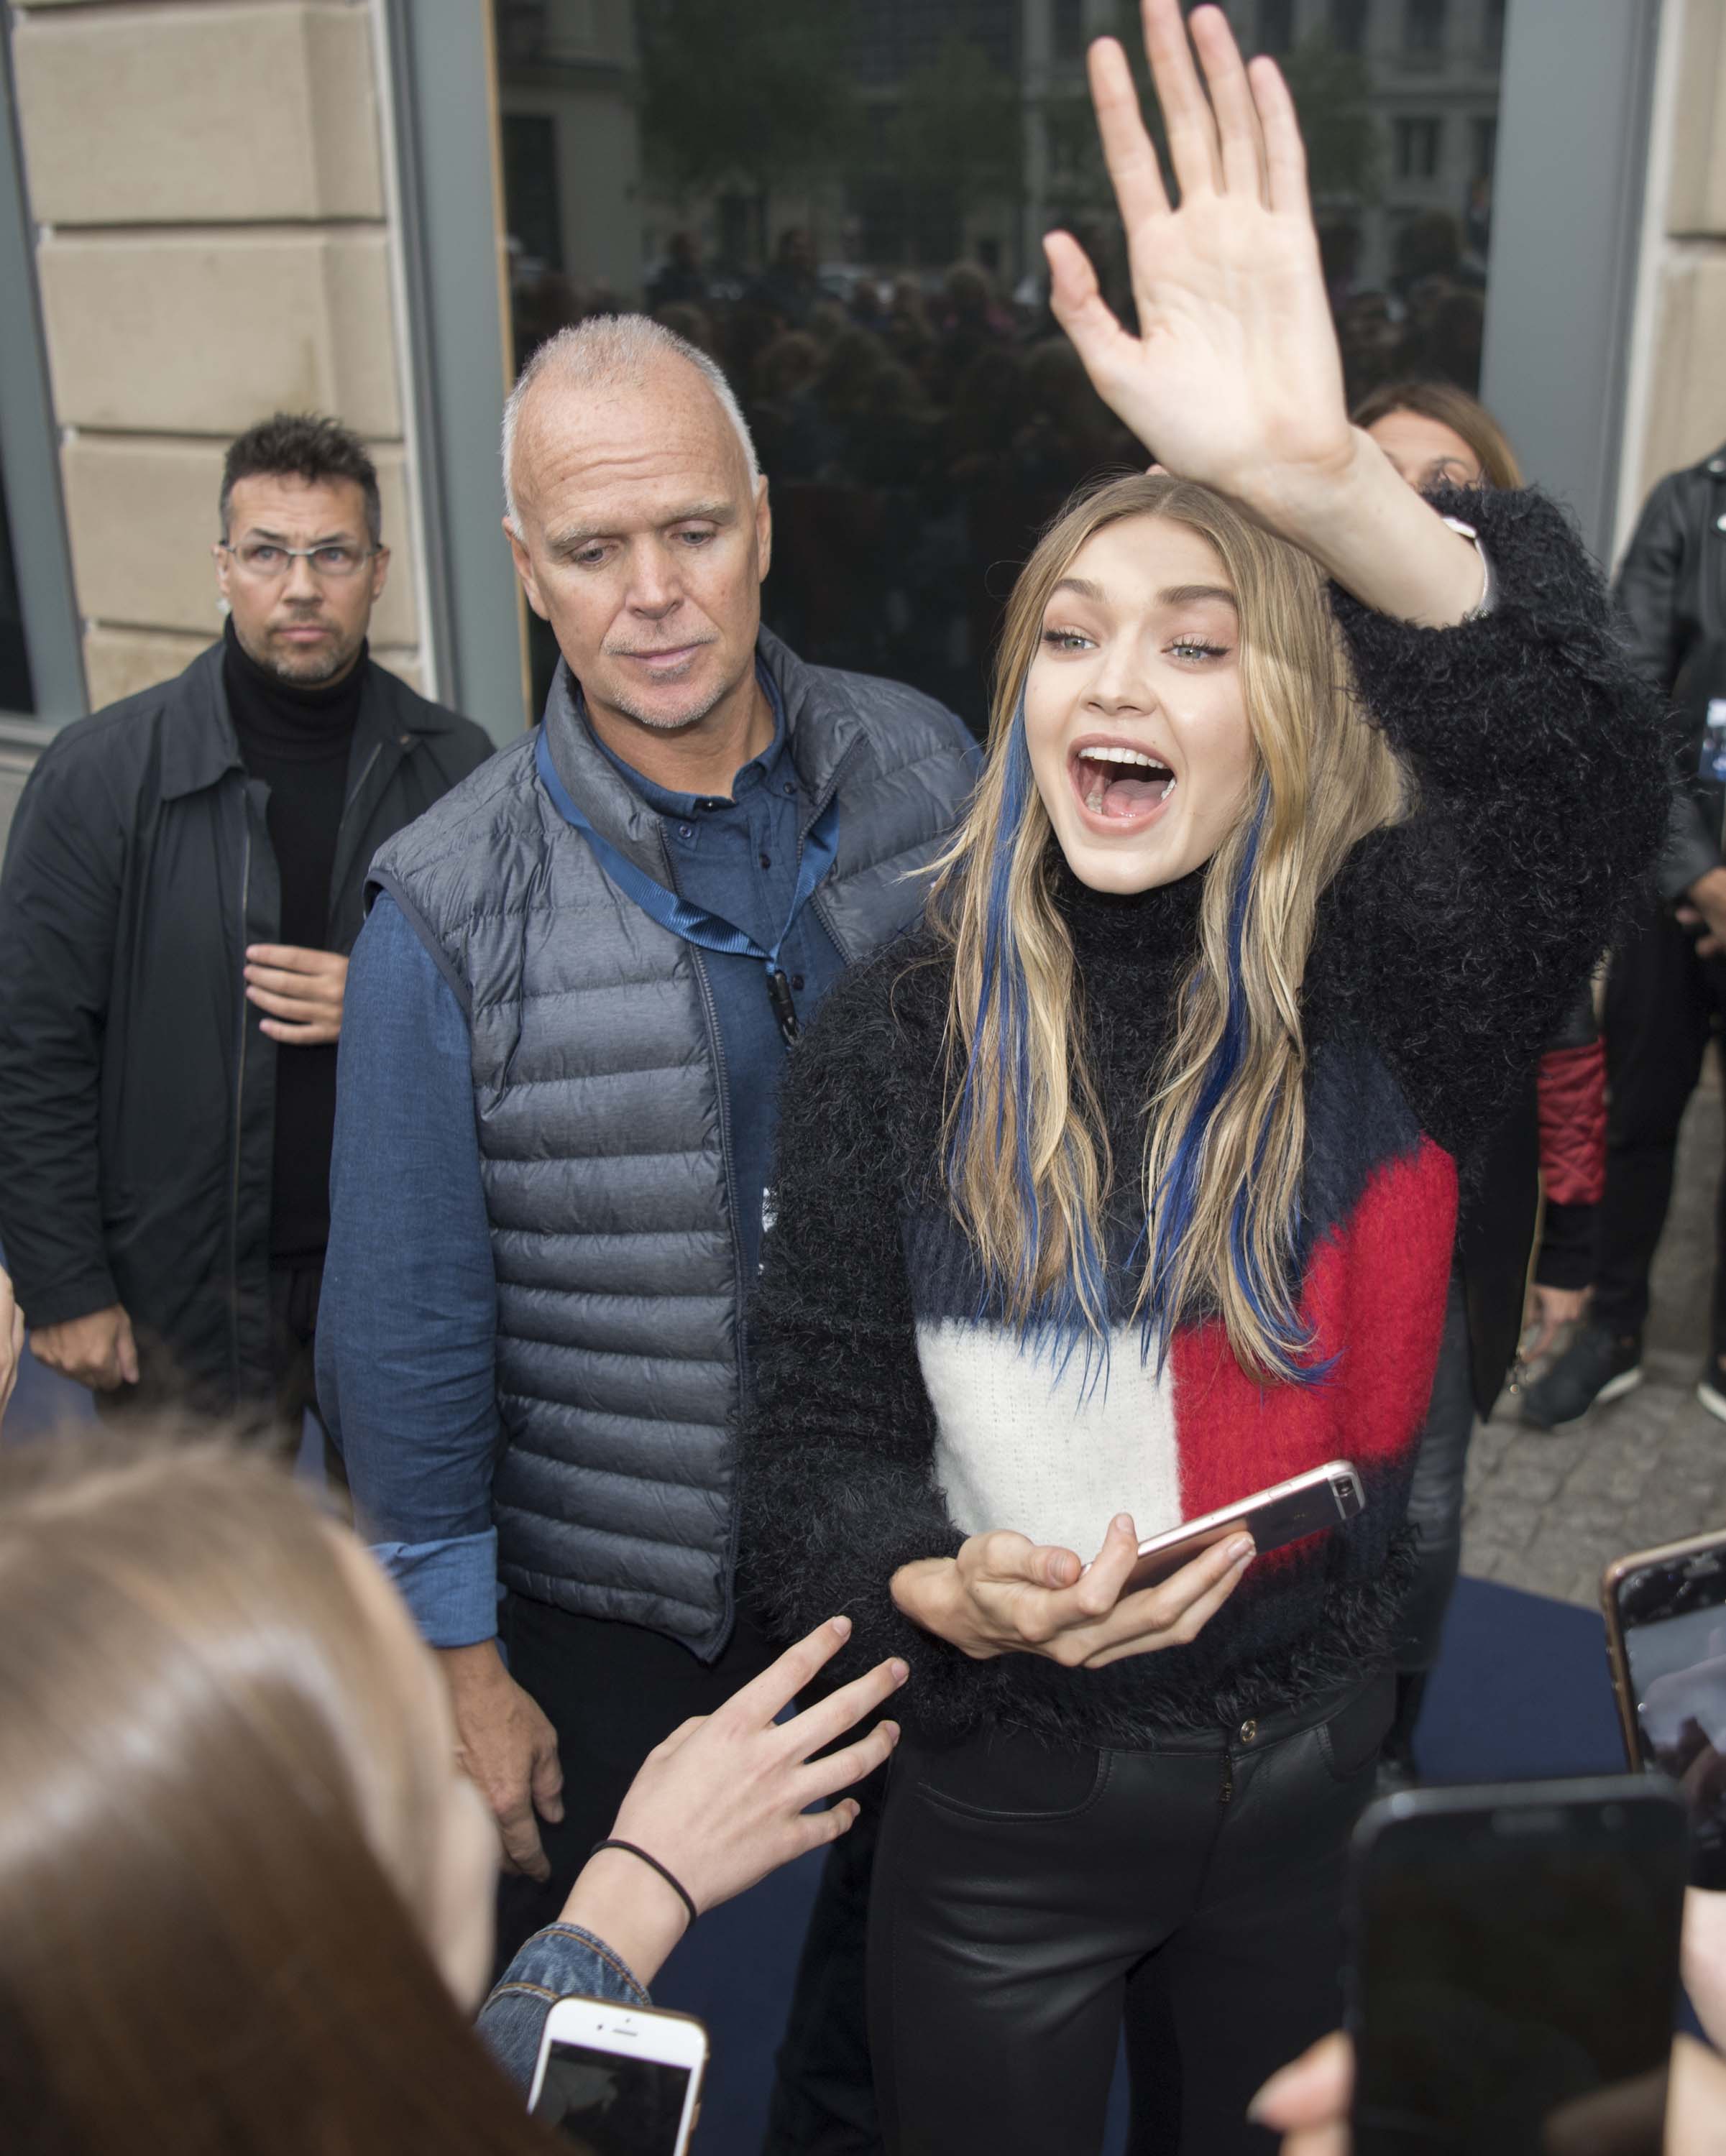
215, 413, 389, 688
1354, 379, 1522, 493
944, 264, 994, 327
1392, 209, 1463, 295
774, 226, 814, 276
652, 300, 719, 360
753, 331, 822, 403
501, 313, 770, 750
931, 471, 1405, 1384
0, 1434, 548, 2156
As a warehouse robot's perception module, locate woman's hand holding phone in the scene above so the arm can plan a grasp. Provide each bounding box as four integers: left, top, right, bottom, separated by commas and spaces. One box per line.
891, 1514, 1254, 1672
558, 1617, 906, 1989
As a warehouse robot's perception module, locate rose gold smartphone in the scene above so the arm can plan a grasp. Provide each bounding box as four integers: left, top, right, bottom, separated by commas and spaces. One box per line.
1122, 1460, 1365, 1593
1602, 1526, 1726, 1888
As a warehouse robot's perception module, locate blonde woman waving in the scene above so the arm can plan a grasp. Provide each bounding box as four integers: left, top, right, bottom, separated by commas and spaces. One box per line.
741, 6, 1668, 2152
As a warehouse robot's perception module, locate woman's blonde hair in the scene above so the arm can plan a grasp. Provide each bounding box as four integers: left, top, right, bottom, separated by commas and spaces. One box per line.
0, 1432, 554, 2156
931, 472, 1406, 1382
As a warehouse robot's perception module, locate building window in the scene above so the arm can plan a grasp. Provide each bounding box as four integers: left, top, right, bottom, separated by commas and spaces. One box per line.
1471, 114, 1498, 182
1258, 0, 1295, 56
1405, 0, 1447, 53
1052, 0, 1085, 64
1484, 0, 1507, 63
1394, 115, 1443, 179
1331, 0, 1369, 55
500, 114, 562, 274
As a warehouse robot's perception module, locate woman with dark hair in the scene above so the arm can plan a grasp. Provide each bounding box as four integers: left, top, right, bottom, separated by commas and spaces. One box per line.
740, 7, 1666, 2152
0, 1436, 901, 2155
1357, 379, 1609, 1774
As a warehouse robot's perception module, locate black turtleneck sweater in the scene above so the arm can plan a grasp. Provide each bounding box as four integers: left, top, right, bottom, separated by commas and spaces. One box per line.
223, 622, 365, 1262
739, 483, 1671, 1750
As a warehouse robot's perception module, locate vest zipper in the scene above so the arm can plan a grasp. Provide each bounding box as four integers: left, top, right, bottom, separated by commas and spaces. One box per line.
661, 826, 749, 1653
1219, 1750, 1234, 1805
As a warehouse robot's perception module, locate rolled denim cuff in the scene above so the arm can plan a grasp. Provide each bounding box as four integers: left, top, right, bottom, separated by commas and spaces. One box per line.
477, 1922, 652, 2091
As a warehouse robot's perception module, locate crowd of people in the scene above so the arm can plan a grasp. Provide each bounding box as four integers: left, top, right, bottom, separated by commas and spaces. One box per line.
0, 1, 1720, 2151
506, 191, 1490, 738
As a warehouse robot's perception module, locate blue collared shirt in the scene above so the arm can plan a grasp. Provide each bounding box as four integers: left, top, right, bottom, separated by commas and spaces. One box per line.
318, 665, 848, 1645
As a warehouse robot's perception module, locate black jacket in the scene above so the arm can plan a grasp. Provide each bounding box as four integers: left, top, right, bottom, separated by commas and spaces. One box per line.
1614, 443, 1726, 900
0, 642, 493, 1403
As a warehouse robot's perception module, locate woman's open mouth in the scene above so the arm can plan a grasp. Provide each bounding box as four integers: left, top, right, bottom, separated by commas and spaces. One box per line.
1068, 742, 1178, 829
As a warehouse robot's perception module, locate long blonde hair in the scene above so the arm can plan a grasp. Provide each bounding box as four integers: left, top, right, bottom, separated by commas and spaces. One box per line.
932, 472, 1406, 1382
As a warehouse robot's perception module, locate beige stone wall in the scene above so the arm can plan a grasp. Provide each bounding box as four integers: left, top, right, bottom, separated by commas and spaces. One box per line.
9, 0, 427, 703
1617, 0, 1726, 543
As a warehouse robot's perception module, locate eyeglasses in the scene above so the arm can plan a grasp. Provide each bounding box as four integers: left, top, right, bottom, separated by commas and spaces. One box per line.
219, 540, 380, 581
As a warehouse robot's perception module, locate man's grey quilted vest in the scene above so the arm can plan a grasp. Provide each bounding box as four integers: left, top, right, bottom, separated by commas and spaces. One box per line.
370, 631, 976, 1659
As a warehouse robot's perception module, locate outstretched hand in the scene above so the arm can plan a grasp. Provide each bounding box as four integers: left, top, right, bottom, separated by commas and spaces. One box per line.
1047, 1, 1349, 506
1051, 0, 1484, 627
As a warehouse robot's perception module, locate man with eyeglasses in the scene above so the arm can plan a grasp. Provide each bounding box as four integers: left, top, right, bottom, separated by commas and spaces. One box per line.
0, 412, 492, 1444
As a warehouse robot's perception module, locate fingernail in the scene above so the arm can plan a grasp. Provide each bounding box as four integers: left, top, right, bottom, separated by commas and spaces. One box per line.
890, 1659, 909, 1685
881, 1720, 901, 1743
830, 1614, 852, 1638
1229, 1536, 1255, 1564
1245, 2068, 1286, 2124
1114, 1514, 1134, 1534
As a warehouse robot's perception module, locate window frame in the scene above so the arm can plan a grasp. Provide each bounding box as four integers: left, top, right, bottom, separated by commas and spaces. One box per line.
1479, 0, 1662, 560
376, 0, 528, 742
0, 14, 86, 740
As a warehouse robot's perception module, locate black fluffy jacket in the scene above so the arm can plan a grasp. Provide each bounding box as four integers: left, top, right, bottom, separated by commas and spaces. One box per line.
739, 488, 1669, 1750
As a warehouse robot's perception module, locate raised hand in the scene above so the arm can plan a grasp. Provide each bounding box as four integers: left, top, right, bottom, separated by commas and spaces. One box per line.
1051, 0, 1484, 627
1047, 1, 1349, 507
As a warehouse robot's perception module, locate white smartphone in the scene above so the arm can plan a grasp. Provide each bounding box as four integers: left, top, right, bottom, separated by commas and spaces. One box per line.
1121, 1460, 1366, 1593
527, 1995, 708, 2155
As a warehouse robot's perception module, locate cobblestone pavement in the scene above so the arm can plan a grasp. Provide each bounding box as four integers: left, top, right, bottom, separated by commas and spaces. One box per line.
1462, 1065, 1725, 1606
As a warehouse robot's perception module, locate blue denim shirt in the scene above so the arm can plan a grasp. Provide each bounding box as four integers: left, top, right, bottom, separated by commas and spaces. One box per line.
318, 674, 845, 1645
479, 1922, 651, 2090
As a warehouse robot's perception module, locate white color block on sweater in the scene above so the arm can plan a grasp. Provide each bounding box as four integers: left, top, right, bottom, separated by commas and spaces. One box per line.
917, 1318, 1184, 1562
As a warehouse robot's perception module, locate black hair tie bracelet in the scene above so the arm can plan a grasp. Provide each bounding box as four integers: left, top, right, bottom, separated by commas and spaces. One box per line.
589, 1839, 699, 1931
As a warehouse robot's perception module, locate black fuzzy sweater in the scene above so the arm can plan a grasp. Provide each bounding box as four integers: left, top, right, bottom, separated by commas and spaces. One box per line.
739, 488, 1669, 1750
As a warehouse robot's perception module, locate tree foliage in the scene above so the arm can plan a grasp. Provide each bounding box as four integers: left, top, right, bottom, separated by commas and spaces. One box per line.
635, 0, 858, 198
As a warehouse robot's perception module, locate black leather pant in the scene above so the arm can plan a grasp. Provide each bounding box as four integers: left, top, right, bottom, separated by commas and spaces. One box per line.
868, 1667, 1395, 2156
1396, 1268, 1473, 1676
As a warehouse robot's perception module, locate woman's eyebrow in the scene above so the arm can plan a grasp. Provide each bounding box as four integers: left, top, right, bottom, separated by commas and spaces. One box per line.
1159, 583, 1237, 609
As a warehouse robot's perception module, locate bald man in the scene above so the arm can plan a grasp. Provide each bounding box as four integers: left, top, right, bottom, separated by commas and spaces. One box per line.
318, 316, 976, 2146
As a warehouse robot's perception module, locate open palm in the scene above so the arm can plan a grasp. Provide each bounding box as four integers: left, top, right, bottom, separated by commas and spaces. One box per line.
1048, 1, 1353, 504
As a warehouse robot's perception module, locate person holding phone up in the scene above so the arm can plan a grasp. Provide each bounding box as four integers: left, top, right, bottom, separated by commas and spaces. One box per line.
737, 6, 1668, 2152
1252, 1884, 1726, 2156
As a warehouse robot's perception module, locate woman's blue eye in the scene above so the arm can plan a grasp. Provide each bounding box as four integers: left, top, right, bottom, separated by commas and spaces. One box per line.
1041, 628, 1090, 650
1170, 639, 1226, 660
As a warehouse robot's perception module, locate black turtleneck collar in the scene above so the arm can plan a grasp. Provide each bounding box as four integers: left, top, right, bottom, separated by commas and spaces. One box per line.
1049, 844, 1208, 983
222, 617, 367, 763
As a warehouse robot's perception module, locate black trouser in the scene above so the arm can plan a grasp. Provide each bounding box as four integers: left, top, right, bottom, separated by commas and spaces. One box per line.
868, 1669, 1395, 2156
1597, 898, 1726, 1351
1396, 1268, 1472, 1677
495, 1591, 881, 2156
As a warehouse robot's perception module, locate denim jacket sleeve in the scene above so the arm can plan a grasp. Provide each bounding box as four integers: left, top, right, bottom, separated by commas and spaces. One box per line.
477, 1923, 653, 2091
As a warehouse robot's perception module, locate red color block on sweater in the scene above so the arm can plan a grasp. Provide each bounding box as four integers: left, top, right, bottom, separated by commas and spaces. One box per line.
1170, 1137, 1458, 1525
